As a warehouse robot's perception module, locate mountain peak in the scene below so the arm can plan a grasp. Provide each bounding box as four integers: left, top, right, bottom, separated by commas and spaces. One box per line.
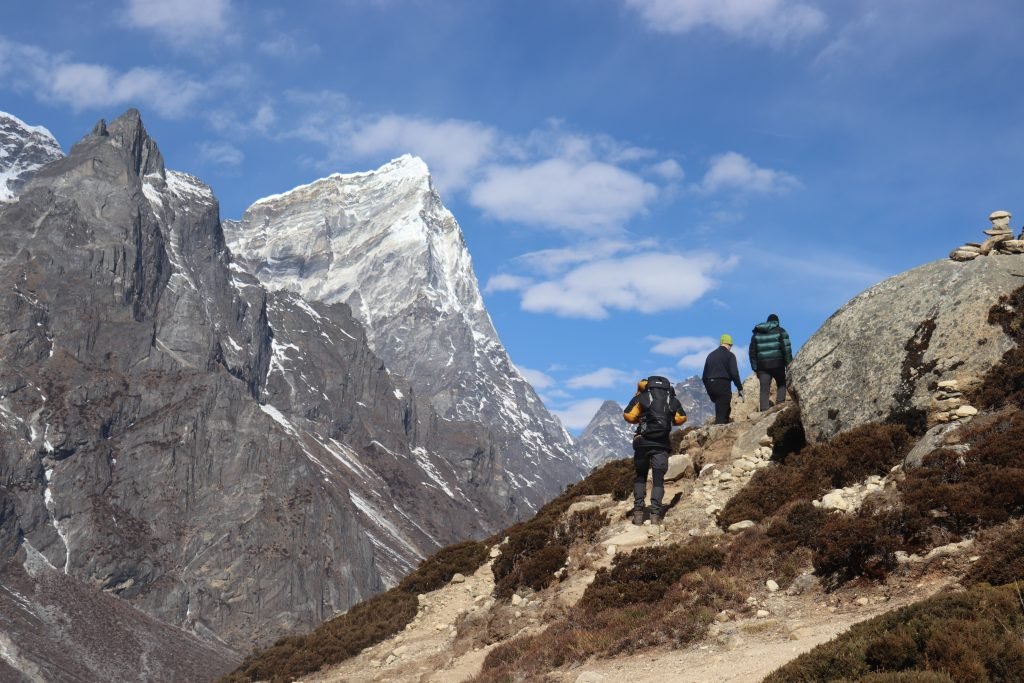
0, 111, 64, 202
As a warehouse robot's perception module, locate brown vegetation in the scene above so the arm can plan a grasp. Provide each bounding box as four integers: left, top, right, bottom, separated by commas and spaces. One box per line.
474, 568, 745, 682
718, 423, 911, 527
764, 584, 1024, 682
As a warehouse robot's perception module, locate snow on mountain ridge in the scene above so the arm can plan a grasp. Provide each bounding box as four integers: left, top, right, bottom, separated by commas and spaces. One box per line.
0, 111, 64, 202
226, 156, 585, 517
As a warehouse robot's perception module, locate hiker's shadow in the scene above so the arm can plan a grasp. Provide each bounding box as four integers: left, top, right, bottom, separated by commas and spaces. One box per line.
663, 492, 683, 512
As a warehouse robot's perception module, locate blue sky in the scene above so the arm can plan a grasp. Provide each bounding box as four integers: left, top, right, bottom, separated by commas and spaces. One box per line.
3, 0, 1024, 431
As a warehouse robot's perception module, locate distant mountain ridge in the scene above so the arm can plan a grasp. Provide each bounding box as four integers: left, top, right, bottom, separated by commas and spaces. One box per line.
0, 110, 63, 201
575, 376, 714, 468
224, 156, 586, 518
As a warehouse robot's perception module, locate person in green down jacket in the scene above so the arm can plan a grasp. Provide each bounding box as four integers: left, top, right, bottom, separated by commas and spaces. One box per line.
749, 313, 793, 412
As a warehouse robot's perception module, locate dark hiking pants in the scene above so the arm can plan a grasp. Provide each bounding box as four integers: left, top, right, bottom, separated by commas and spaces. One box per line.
706, 378, 733, 424
757, 367, 787, 411
633, 447, 669, 513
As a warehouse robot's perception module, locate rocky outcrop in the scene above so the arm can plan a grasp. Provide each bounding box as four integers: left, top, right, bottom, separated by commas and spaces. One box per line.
0, 109, 508, 665
575, 400, 633, 468
0, 111, 64, 202
225, 156, 586, 518
788, 255, 1021, 441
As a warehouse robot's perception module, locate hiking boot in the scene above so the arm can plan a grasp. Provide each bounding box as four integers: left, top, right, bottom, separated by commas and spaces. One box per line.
650, 512, 663, 526
631, 509, 644, 525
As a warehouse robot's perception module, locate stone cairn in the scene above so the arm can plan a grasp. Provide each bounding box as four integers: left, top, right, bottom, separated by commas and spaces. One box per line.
928, 379, 978, 425
950, 210, 1024, 261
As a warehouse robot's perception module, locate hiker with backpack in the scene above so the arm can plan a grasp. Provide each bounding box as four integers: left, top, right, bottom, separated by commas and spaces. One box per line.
702, 334, 744, 424
623, 376, 687, 526
749, 313, 793, 412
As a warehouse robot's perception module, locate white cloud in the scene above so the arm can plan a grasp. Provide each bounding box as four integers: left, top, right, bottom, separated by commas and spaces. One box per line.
699, 152, 802, 194
624, 0, 827, 45
125, 0, 231, 44
649, 335, 719, 356
349, 115, 497, 193
483, 274, 533, 294
199, 141, 244, 166
48, 63, 205, 118
566, 367, 633, 390
553, 398, 608, 431
259, 34, 321, 59
514, 240, 649, 276
649, 159, 685, 181
470, 158, 659, 233
519, 251, 737, 319
516, 364, 555, 390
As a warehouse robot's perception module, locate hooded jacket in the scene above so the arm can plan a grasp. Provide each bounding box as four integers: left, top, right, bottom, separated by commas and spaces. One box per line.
749, 319, 793, 372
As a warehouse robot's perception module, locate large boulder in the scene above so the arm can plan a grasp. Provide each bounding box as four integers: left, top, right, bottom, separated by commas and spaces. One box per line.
789, 256, 1021, 442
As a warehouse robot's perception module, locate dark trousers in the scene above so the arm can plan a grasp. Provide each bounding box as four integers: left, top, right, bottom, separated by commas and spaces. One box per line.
705, 378, 733, 424
757, 367, 787, 411
633, 447, 668, 513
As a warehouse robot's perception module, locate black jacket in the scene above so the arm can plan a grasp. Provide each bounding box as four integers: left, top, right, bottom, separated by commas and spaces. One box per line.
702, 346, 742, 393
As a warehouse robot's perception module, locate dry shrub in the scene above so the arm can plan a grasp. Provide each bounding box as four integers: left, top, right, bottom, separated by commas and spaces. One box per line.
398, 540, 489, 594
222, 589, 418, 683
725, 524, 813, 588
493, 458, 635, 599
767, 404, 806, 462
900, 411, 1024, 536
965, 525, 1024, 588
474, 568, 745, 682
718, 423, 910, 528
809, 505, 900, 588
765, 584, 1024, 682
580, 539, 723, 613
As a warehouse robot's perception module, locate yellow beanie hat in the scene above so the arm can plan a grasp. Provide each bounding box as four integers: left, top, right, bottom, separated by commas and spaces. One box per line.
720, 333, 733, 345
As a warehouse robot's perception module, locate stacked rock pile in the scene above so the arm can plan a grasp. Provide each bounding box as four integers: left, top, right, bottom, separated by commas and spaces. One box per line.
950, 210, 1024, 261
928, 379, 978, 425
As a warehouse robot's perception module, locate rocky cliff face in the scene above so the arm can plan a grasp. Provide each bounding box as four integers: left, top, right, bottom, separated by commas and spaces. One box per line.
575, 400, 633, 468
0, 110, 509, 667
789, 256, 1022, 441
0, 111, 64, 202
224, 156, 586, 518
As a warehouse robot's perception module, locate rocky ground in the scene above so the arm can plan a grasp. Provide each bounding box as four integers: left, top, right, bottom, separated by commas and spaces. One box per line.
303, 402, 969, 683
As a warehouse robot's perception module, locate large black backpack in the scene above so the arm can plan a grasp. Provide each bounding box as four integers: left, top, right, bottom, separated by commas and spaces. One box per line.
638, 375, 675, 440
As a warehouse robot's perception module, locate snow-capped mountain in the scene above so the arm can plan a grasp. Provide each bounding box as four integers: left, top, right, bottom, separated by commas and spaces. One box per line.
224, 156, 586, 517
0, 110, 517, 674
575, 400, 635, 468
0, 111, 64, 201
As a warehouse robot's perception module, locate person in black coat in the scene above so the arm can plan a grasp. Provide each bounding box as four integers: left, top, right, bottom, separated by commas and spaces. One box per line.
702, 334, 743, 424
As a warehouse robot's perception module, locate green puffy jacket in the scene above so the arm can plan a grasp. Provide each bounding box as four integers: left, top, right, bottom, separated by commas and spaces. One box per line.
749, 319, 793, 372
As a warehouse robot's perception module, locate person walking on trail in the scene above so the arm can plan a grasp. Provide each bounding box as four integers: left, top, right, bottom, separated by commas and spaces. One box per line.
623, 376, 687, 526
749, 313, 793, 412
702, 335, 743, 425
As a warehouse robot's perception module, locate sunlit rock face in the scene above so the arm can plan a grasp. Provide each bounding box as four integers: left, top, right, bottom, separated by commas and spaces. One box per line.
226, 156, 587, 518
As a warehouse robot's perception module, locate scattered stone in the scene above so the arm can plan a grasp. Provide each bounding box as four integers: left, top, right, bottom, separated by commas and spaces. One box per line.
718, 472, 734, 482
704, 504, 722, 516
489, 547, 501, 558
955, 405, 979, 417
855, 597, 869, 606
451, 573, 466, 583
514, 610, 522, 618
937, 380, 960, 389
756, 609, 770, 618
511, 594, 523, 606
385, 654, 397, 665
785, 574, 819, 596
765, 580, 779, 593
728, 520, 756, 533
969, 555, 981, 562
435, 623, 447, 631
370, 659, 382, 668
759, 434, 773, 447
606, 544, 617, 556
566, 500, 603, 515
820, 490, 849, 511
666, 453, 694, 480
